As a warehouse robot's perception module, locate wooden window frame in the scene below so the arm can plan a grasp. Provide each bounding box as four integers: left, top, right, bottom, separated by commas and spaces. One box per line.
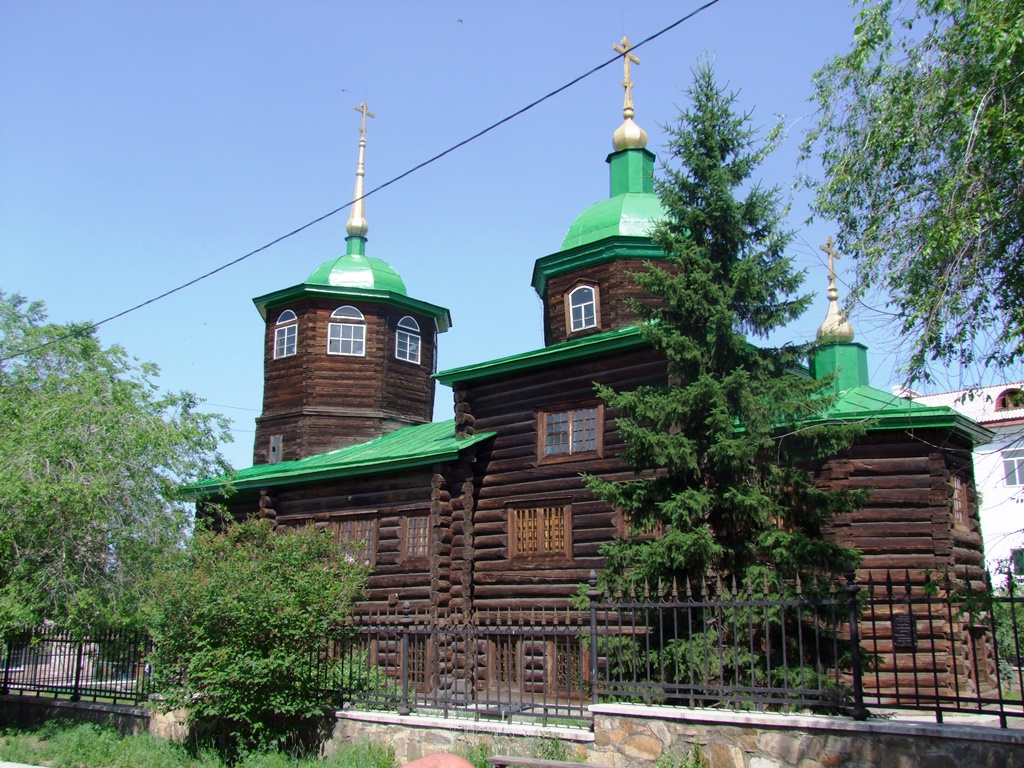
507, 500, 572, 562
405, 631, 434, 694
564, 283, 600, 334
950, 474, 970, 529
488, 635, 521, 691
538, 404, 604, 463
547, 636, 589, 697
400, 514, 431, 564
615, 508, 664, 541
333, 514, 378, 566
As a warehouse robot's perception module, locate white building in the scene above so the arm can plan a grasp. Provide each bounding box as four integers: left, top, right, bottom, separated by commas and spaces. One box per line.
901, 384, 1024, 568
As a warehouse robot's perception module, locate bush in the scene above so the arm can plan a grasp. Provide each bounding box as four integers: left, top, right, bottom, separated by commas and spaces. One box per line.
146, 517, 369, 754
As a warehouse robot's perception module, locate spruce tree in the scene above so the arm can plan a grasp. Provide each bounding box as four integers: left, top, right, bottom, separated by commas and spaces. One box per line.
587, 63, 862, 591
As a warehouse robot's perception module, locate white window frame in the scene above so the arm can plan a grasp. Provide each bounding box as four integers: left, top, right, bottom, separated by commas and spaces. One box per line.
396, 316, 421, 364
328, 306, 366, 357
1004, 449, 1024, 487
268, 435, 283, 464
274, 309, 297, 359
568, 285, 598, 332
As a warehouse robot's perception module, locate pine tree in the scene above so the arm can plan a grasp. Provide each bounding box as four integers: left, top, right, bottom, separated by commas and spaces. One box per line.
587, 63, 862, 592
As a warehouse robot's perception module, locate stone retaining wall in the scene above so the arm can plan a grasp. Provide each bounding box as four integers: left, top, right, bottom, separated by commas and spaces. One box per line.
0, 695, 149, 735
335, 705, 1024, 768
588, 704, 1024, 768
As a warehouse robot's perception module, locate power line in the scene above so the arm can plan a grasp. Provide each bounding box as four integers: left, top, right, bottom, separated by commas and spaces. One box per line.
4, 0, 723, 363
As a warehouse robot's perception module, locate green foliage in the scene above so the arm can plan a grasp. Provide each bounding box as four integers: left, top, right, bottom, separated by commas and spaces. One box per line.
804, 0, 1024, 383
0, 721, 395, 768
530, 737, 578, 762
655, 745, 708, 768
0, 292, 232, 632
146, 517, 370, 754
588, 62, 862, 591
454, 741, 492, 768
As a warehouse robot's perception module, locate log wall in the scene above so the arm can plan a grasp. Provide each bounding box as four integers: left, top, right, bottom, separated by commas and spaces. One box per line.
254, 297, 437, 462
542, 259, 661, 346
455, 347, 669, 614
821, 431, 993, 697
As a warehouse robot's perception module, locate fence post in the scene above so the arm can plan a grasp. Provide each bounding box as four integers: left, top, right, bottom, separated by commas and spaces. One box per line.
71, 637, 84, 702
844, 566, 868, 721
588, 570, 600, 704
1, 631, 10, 695
398, 600, 411, 716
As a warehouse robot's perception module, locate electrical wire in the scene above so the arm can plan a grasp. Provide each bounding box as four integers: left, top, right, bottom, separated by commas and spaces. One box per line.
2, 0, 723, 364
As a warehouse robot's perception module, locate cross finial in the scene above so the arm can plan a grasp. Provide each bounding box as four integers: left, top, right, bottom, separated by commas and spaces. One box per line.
820, 235, 841, 283
613, 36, 640, 113
346, 102, 374, 243
354, 101, 375, 136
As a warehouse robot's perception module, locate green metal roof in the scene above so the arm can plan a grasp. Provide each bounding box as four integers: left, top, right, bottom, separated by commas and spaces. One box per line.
185, 420, 494, 497
307, 253, 407, 294
560, 192, 666, 252
434, 325, 647, 386
252, 282, 452, 332
532, 237, 667, 297
817, 385, 993, 446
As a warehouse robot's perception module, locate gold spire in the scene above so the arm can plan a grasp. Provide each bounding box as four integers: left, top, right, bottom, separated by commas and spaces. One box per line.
817, 236, 855, 343
346, 101, 375, 239
612, 36, 648, 151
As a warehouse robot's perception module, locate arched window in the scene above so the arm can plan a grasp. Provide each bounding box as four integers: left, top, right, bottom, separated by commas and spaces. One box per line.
396, 316, 421, 364
274, 309, 298, 359
568, 285, 598, 332
996, 388, 1024, 411
328, 306, 366, 356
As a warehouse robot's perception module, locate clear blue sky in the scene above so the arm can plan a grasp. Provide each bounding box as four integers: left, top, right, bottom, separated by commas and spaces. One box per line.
3, 1, 916, 471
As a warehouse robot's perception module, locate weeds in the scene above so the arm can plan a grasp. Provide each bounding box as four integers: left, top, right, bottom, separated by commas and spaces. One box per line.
0, 722, 396, 768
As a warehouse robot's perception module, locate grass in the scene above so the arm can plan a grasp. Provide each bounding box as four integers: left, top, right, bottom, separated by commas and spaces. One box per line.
0, 721, 397, 768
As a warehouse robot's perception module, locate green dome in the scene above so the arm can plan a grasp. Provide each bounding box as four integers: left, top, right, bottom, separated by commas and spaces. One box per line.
306, 253, 407, 295
560, 192, 666, 251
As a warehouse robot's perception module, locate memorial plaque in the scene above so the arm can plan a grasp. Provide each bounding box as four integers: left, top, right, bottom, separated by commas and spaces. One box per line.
892, 612, 918, 650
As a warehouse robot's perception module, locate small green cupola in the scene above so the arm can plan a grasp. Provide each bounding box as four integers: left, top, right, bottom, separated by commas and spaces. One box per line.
252, 102, 452, 465
532, 36, 669, 346
809, 237, 869, 393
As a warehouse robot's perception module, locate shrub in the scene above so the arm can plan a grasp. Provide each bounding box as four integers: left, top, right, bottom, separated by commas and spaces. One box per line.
146, 517, 369, 754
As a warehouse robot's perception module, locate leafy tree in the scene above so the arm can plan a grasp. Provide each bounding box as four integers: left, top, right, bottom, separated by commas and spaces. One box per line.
804, 0, 1024, 383
146, 517, 369, 754
0, 292, 231, 631
587, 63, 862, 591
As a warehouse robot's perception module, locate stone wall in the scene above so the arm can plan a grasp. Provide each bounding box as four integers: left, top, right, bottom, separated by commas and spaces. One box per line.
334, 705, 1024, 768
588, 705, 1024, 768
0, 695, 149, 735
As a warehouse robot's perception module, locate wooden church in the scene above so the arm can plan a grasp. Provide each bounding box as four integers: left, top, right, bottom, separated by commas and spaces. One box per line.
190, 44, 995, 703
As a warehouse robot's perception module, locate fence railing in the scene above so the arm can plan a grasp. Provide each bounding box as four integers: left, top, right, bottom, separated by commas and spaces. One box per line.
5, 570, 1024, 727
321, 609, 592, 723
1, 625, 150, 706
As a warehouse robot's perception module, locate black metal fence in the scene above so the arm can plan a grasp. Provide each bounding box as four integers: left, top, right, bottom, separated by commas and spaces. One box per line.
1, 625, 150, 706
5, 570, 1024, 727
322, 608, 592, 722
329, 570, 1024, 727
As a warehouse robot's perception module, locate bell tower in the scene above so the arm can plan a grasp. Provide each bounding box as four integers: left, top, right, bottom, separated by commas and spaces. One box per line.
252, 103, 452, 464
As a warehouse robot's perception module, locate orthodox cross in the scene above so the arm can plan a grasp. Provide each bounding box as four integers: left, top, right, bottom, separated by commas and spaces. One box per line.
820, 235, 841, 283
354, 101, 375, 135
613, 36, 640, 110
